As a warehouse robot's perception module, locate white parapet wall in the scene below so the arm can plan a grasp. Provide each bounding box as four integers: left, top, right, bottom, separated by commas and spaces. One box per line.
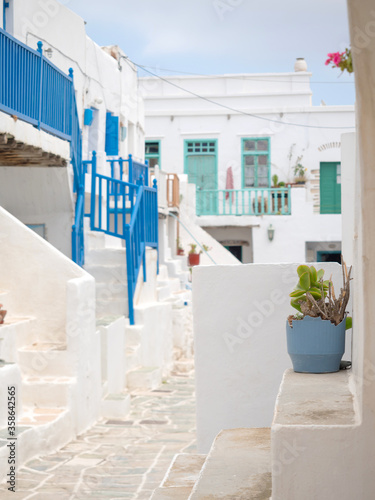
192, 262, 351, 453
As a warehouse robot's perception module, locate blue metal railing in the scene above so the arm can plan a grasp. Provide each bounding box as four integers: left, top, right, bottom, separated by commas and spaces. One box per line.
0, 27, 158, 323
196, 186, 292, 216
129, 155, 149, 186
0, 27, 85, 266
90, 153, 158, 324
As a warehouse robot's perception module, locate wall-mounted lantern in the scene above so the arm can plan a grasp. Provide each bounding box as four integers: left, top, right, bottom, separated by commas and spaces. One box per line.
268, 224, 275, 242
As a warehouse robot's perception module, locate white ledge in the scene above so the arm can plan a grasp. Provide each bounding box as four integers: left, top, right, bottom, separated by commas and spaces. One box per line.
273, 368, 359, 427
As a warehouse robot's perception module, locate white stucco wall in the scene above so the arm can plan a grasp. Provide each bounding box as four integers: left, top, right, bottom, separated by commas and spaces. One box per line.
0, 206, 85, 340
346, 2, 375, 497
252, 188, 342, 262
341, 132, 356, 267
0, 166, 74, 257
193, 262, 351, 453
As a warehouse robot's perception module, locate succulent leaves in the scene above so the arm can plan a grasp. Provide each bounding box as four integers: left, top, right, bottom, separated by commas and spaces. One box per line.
290, 265, 329, 313
289, 262, 352, 329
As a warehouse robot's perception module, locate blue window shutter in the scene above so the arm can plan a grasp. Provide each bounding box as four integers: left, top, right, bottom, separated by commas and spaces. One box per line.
105, 112, 119, 156
84, 108, 94, 126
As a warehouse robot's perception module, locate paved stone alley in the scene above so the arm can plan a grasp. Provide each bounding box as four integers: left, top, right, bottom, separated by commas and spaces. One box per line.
1, 368, 196, 500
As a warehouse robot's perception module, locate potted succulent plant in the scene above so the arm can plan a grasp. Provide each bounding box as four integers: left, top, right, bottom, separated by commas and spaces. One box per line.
188, 244, 200, 266
286, 262, 352, 373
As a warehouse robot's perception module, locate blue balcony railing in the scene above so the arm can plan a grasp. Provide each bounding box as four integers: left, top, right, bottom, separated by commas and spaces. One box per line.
0, 27, 85, 265
196, 187, 291, 216
90, 152, 158, 325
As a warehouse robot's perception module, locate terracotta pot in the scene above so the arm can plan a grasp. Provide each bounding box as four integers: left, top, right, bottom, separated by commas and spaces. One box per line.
188, 253, 200, 266
177, 249, 184, 256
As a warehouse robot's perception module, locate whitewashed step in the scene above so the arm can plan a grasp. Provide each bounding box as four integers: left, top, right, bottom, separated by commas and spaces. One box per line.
86, 248, 126, 266
158, 265, 169, 281
85, 230, 106, 250
162, 453, 206, 489
85, 264, 127, 284
165, 259, 183, 277
22, 376, 76, 408
125, 325, 143, 347
101, 392, 131, 419
125, 344, 141, 372
96, 282, 128, 301
189, 428, 271, 499
126, 367, 162, 391
0, 317, 36, 362
157, 285, 172, 302
151, 487, 193, 500
18, 343, 72, 377
0, 408, 74, 483
97, 298, 128, 317
271, 369, 357, 500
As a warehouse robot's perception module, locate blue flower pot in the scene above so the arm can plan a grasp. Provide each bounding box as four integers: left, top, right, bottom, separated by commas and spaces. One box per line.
286, 316, 346, 373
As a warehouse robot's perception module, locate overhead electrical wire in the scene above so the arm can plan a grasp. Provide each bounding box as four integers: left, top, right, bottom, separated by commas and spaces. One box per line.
137, 63, 355, 85
128, 59, 355, 130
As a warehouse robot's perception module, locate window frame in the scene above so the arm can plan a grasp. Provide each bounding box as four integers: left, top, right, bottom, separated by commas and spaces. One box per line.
145, 140, 161, 170
241, 137, 271, 188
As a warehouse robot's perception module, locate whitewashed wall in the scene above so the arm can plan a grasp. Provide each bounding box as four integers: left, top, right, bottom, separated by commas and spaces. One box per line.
140, 72, 354, 203
0, 166, 74, 256
196, 187, 342, 263
193, 262, 351, 453
341, 132, 356, 267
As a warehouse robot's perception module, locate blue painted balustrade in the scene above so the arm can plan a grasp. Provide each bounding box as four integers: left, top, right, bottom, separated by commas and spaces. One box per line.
0, 27, 84, 265
0, 27, 159, 323
90, 152, 158, 325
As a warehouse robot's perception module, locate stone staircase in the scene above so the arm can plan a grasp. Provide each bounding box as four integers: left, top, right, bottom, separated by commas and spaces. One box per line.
151, 366, 360, 499
0, 290, 77, 482
151, 428, 271, 499
84, 229, 193, 412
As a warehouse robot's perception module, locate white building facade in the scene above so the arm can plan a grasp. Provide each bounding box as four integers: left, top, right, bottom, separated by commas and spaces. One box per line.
140, 63, 355, 264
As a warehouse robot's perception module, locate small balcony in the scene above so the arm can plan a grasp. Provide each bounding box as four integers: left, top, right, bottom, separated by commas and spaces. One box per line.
196, 187, 291, 216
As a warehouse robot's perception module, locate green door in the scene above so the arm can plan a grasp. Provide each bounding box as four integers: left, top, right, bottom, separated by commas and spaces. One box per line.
185, 141, 217, 215
320, 162, 341, 214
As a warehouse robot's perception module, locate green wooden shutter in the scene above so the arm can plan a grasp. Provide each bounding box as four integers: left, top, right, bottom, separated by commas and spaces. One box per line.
320, 162, 341, 214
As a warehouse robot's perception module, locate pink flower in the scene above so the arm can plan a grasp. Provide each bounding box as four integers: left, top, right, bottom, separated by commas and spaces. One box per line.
333, 53, 342, 65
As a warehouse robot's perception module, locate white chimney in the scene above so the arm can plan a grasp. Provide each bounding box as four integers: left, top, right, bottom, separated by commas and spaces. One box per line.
294, 57, 307, 72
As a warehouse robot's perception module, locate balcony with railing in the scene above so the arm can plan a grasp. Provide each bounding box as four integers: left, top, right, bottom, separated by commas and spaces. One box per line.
196, 187, 291, 216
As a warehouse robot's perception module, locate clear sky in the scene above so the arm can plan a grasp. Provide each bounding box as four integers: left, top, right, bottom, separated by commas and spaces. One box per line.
67, 0, 355, 106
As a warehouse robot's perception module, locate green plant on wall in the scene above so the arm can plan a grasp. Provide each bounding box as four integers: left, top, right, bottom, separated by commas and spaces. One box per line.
289, 263, 352, 329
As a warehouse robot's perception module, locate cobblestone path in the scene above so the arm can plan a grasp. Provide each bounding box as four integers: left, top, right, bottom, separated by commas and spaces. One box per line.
1, 370, 196, 500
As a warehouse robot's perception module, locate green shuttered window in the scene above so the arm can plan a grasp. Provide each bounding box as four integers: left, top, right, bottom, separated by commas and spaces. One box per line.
320, 162, 341, 214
